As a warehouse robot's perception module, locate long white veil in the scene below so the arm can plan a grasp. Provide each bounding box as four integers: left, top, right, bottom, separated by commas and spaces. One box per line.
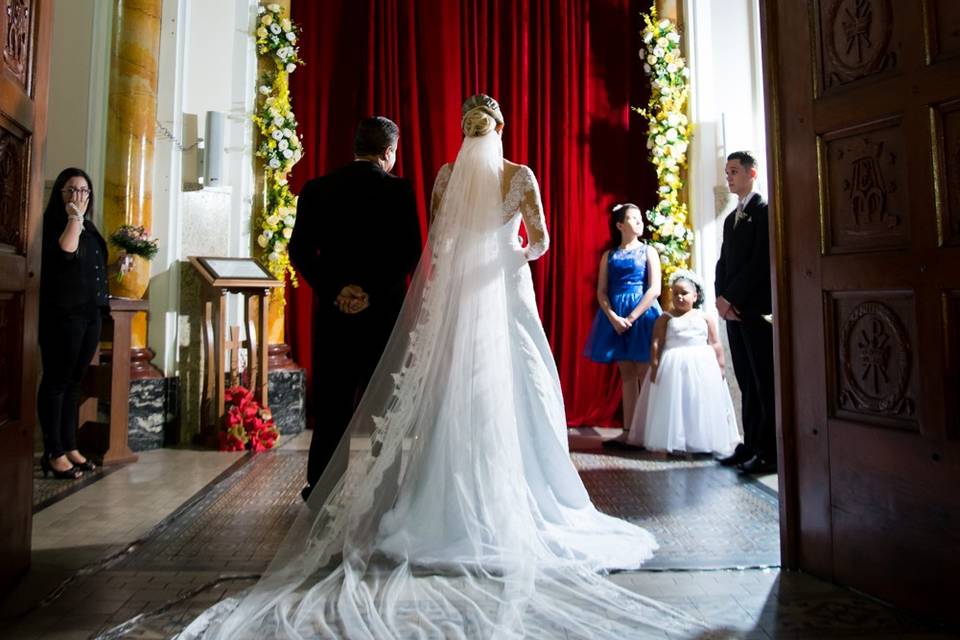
178, 132, 712, 639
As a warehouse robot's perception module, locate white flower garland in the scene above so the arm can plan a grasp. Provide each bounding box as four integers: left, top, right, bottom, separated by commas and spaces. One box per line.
253, 2, 303, 286
634, 8, 693, 278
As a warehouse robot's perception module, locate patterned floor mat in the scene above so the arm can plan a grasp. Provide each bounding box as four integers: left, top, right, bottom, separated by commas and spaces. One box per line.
33, 458, 122, 513
574, 451, 780, 569
114, 448, 778, 573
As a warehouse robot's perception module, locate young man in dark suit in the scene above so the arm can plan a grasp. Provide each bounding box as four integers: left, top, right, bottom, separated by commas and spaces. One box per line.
714, 151, 776, 474
290, 117, 422, 500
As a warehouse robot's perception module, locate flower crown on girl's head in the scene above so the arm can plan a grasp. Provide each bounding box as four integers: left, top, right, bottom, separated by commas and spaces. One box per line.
668, 269, 702, 288
669, 269, 705, 308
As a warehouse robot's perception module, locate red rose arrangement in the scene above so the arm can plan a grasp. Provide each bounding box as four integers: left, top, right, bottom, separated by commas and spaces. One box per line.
219, 385, 280, 452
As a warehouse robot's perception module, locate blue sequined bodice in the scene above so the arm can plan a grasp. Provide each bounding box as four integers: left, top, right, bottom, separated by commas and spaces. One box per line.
607, 245, 648, 296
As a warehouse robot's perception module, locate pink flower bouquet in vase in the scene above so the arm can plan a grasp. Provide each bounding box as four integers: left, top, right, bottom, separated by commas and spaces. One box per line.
108, 224, 159, 299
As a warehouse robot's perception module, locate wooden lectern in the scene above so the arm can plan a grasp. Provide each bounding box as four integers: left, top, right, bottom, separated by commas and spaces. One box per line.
78, 298, 147, 465
188, 257, 283, 443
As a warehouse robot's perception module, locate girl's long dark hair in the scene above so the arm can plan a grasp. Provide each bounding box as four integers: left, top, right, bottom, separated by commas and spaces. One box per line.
44, 167, 95, 223
608, 202, 640, 250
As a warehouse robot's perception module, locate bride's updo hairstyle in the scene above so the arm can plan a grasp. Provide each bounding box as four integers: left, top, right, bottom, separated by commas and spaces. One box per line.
461, 94, 504, 137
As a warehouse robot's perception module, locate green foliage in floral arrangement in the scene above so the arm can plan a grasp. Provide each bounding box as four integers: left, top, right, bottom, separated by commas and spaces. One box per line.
633, 7, 693, 279
253, 3, 304, 289
109, 224, 159, 260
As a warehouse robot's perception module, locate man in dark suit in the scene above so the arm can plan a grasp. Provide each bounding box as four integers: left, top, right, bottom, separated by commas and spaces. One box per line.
290, 116, 422, 500
715, 151, 776, 474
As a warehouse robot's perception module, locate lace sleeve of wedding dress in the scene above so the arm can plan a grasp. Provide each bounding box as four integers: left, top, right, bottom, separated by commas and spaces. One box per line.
506, 165, 549, 260
430, 163, 453, 224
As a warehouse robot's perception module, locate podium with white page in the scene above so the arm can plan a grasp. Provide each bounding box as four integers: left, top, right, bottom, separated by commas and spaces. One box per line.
188, 256, 283, 443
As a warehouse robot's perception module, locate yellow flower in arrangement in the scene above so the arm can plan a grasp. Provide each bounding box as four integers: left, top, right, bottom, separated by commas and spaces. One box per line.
633, 6, 692, 279
253, 2, 304, 291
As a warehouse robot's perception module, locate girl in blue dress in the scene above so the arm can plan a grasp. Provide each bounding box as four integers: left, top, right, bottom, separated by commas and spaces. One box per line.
585, 203, 662, 430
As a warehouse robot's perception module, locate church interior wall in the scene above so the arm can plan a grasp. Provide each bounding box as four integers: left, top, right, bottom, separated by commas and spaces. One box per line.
41, 0, 260, 445
683, 0, 767, 426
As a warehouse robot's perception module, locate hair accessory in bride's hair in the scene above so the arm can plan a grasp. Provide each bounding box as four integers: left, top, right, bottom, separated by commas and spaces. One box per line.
461, 94, 503, 123
611, 203, 625, 212
461, 94, 504, 137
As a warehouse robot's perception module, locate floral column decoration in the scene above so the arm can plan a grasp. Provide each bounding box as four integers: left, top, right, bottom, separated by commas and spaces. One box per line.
634, 7, 692, 279
253, 2, 303, 288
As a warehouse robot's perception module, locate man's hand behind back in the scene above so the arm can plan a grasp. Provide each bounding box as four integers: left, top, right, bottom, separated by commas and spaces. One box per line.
335, 284, 370, 314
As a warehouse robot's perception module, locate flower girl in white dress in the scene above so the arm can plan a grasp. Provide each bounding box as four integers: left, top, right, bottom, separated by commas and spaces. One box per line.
627, 270, 741, 455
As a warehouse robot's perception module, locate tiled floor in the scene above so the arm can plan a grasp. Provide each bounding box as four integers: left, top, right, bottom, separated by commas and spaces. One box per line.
1, 447, 246, 639
1, 433, 955, 639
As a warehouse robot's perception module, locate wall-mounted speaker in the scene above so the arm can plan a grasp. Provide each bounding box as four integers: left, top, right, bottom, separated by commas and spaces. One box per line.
203, 111, 226, 188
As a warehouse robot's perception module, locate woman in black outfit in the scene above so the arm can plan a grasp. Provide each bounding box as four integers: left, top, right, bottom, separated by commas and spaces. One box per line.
37, 168, 109, 479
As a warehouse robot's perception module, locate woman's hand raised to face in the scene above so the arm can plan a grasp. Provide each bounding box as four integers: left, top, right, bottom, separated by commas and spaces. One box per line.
64, 189, 89, 218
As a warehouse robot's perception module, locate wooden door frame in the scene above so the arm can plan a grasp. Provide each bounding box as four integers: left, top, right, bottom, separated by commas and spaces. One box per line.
758, 0, 800, 571
757, 0, 960, 601
22, 1, 53, 418
0, 0, 53, 592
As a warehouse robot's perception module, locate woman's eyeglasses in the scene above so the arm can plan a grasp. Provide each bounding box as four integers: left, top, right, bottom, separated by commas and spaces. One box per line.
61, 188, 91, 196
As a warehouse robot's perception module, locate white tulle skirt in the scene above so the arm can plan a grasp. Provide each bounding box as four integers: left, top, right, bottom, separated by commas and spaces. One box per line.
629, 345, 741, 455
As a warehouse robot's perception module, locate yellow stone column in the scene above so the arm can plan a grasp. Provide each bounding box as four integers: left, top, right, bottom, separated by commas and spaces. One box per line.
102, 0, 162, 354
656, 0, 679, 23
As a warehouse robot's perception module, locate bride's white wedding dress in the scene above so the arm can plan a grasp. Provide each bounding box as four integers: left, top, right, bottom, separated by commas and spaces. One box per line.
178, 132, 709, 639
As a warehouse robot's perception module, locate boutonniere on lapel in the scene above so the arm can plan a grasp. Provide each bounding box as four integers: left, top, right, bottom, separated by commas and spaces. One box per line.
734, 207, 751, 227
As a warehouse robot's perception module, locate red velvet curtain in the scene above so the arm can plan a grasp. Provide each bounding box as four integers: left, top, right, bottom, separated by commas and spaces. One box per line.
288, 0, 655, 427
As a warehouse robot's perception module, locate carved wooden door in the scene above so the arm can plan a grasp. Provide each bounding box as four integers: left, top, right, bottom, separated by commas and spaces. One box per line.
764, 0, 960, 619
0, 0, 51, 592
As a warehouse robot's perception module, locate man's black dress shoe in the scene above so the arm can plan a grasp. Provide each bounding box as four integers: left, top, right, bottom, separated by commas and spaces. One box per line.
717, 444, 753, 467
301, 485, 313, 502
602, 438, 645, 451
737, 455, 777, 474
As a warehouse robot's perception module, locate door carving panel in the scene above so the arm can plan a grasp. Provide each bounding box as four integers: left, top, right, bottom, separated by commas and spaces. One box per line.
819, 117, 909, 253
932, 99, 960, 246
0, 122, 28, 250
815, 0, 902, 94
827, 292, 918, 428
923, 0, 960, 63
2, 0, 34, 90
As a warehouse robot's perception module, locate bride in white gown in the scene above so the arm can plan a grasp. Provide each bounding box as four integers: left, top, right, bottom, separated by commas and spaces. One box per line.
179, 95, 710, 639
